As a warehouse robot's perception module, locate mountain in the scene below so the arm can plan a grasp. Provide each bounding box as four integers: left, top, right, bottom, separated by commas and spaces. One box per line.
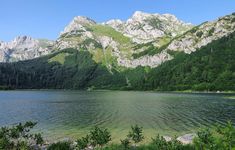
105, 11, 193, 44
0, 36, 54, 62
0, 12, 234, 91
54, 11, 193, 69
0, 11, 193, 66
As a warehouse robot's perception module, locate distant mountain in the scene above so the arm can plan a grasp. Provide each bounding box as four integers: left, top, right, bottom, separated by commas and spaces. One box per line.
0, 36, 54, 62
0, 12, 234, 91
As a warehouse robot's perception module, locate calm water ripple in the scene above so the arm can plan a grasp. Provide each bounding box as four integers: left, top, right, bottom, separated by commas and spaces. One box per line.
0, 91, 234, 141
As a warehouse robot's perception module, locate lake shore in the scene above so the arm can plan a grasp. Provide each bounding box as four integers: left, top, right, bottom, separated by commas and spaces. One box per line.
1, 88, 235, 94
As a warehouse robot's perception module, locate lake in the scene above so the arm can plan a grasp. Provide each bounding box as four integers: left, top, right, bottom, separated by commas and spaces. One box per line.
0, 90, 234, 142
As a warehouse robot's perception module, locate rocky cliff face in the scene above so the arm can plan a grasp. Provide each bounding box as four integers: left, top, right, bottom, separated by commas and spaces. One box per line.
0, 36, 54, 62
60, 16, 96, 36
105, 11, 193, 44
117, 13, 235, 68
166, 14, 235, 53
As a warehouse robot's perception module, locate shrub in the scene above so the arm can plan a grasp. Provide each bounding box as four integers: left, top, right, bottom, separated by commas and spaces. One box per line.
208, 27, 215, 36
76, 135, 90, 150
34, 133, 44, 145
150, 135, 193, 150
151, 134, 168, 149
128, 125, 144, 144
120, 138, 131, 149
89, 126, 111, 147
47, 141, 72, 150
194, 128, 216, 149
216, 121, 235, 149
0, 121, 43, 150
196, 31, 203, 38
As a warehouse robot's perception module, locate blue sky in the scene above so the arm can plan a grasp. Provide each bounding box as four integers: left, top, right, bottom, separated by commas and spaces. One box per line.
0, 0, 235, 41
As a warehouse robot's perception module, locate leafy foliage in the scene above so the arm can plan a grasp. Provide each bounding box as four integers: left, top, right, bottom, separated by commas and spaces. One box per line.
1, 122, 235, 149
128, 125, 144, 144
47, 141, 73, 150
0, 121, 44, 150
120, 138, 131, 149
76, 126, 111, 149
76, 135, 90, 149
89, 126, 112, 147
194, 121, 235, 150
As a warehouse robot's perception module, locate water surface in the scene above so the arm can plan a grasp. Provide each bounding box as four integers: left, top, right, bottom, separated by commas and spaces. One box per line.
0, 90, 234, 142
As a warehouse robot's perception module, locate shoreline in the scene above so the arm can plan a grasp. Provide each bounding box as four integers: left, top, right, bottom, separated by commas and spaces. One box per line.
0, 88, 235, 94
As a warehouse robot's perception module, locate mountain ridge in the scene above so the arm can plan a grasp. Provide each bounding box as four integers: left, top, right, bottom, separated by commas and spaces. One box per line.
0, 11, 234, 71
0, 30, 234, 91
0, 11, 194, 64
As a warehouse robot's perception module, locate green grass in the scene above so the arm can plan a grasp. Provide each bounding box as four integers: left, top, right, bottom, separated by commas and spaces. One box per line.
89, 25, 131, 45
48, 52, 71, 64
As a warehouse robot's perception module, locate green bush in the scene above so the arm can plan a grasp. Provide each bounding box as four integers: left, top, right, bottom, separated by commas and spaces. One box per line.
0, 121, 43, 150
76, 126, 111, 149
89, 126, 112, 147
193, 121, 235, 150
149, 135, 194, 150
128, 125, 144, 144
1, 122, 235, 150
216, 121, 235, 149
120, 138, 131, 149
47, 141, 72, 150
76, 135, 90, 150
196, 31, 203, 38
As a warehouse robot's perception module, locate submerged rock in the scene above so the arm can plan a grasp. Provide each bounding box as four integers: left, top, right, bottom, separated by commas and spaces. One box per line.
163, 136, 172, 142
177, 133, 196, 144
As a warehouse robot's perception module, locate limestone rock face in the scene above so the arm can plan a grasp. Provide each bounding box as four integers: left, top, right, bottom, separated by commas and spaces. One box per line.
0, 36, 54, 62
105, 11, 193, 44
167, 14, 235, 53
60, 16, 96, 36
117, 13, 235, 68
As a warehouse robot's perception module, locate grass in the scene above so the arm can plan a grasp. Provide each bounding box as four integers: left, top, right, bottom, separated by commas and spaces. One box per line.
89, 25, 131, 45
157, 36, 171, 47
48, 52, 71, 65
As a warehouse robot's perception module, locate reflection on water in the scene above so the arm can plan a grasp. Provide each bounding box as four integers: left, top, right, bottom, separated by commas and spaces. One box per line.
0, 91, 235, 141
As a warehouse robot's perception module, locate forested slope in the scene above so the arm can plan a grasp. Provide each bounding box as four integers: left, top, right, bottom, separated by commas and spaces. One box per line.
0, 32, 235, 91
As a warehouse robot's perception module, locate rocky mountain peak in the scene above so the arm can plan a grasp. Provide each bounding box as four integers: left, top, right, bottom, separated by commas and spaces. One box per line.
0, 36, 54, 62
73, 16, 96, 25
60, 16, 96, 36
11, 36, 36, 47
130, 11, 152, 21
105, 11, 193, 43
105, 19, 123, 26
